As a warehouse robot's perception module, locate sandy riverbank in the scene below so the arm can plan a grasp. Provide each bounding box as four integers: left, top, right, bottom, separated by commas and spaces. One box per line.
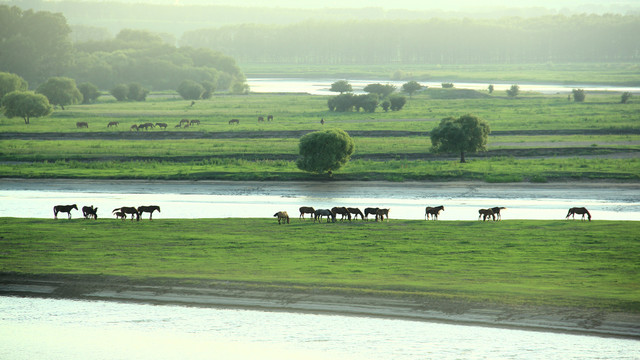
2, 274, 638, 339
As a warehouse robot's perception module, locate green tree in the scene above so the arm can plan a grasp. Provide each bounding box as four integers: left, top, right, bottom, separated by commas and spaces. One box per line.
297, 129, 355, 175
621, 92, 632, 104
441, 83, 454, 88
0, 72, 28, 99
177, 80, 205, 100
328, 93, 355, 112
488, 84, 494, 94
389, 95, 407, 111
329, 80, 352, 94
380, 99, 391, 112
572, 88, 586, 102
363, 83, 396, 98
1, 91, 52, 124
110, 84, 128, 101
77, 82, 100, 104
201, 80, 216, 99
506, 84, 520, 97
127, 83, 149, 101
402, 81, 422, 98
36, 77, 82, 110
430, 114, 491, 163
355, 93, 378, 113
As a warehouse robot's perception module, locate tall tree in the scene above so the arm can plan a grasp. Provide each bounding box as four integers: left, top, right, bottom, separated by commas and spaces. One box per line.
329, 80, 352, 94
0, 72, 28, 99
1, 91, 52, 124
297, 129, 355, 176
402, 81, 423, 98
430, 114, 490, 163
364, 83, 396, 98
36, 77, 82, 110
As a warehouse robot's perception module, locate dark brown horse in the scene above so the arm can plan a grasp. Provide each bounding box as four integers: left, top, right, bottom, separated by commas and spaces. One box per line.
107, 121, 119, 128
54, 204, 78, 219
82, 205, 98, 220
180, 119, 190, 126
478, 208, 495, 221
114, 211, 126, 220
155, 122, 168, 129
314, 209, 336, 223
229, 119, 239, 125
258, 116, 264, 122
491, 207, 506, 220
331, 207, 352, 221
267, 115, 273, 121
299, 206, 315, 220
274, 211, 290, 224
376, 208, 390, 222
347, 207, 365, 220
76, 121, 88, 128
113, 207, 140, 221
364, 207, 379, 221
137, 205, 160, 220
190, 119, 200, 126
425, 205, 445, 220
566, 207, 591, 221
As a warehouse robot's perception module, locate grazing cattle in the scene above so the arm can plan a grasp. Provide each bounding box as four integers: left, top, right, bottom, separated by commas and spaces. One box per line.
258, 116, 264, 122
138, 205, 160, 220
107, 121, 119, 128
130, 124, 139, 131
54, 204, 78, 219
180, 119, 190, 126
114, 211, 126, 220
314, 209, 336, 223
190, 119, 200, 126
229, 119, 239, 125
364, 207, 379, 221
267, 115, 273, 121
82, 205, 98, 220
274, 211, 290, 224
155, 122, 168, 129
566, 207, 591, 221
347, 207, 365, 220
112, 207, 140, 221
425, 205, 445, 220
478, 208, 495, 221
331, 207, 352, 221
76, 121, 88, 128
491, 207, 506, 220
376, 208, 390, 222
299, 206, 315, 220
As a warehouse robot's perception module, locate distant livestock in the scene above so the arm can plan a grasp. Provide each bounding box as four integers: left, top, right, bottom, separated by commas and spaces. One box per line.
76, 121, 88, 128
229, 119, 239, 125
107, 121, 119, 128
274, 211, 290, 224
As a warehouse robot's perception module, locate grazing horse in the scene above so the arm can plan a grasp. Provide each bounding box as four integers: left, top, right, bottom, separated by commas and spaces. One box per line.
155, 122, 167, 129
299, 206, 315, 220
491, 207, 506, 220
566, 207, 591, 221
114, 211, 126, 220
137, 205, 160, 220
314, 209, 336, 223
138, 122, 154, 130
258, 116, 264, 122
229, 119, 239, 125
478, 208, 495, 221
364, 207, 379, 221
425, 205, 445, 220
331, 207, 352, 221
376, 208, 390, 222
54, 204, 78, 219
180, 119, 190, 126
267, 115, 273, 121
107, 121, 119, 128
189, 119, 200, 126
274, 211, 290, 224
175, 123, 182, 128
347, 207, 365, 220
130, 124, 138, 131
113, 207, 140, 221
76, 121, 88, 128
82, 205, 98, 220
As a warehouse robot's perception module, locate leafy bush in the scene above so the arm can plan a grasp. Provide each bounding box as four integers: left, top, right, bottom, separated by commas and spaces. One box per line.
389, 96, 407, 111
572, 89, 586, 102
177, 80, 205, 100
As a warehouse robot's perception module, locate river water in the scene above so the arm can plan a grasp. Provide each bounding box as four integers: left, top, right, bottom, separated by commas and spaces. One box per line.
1, 296, 639, 360
1, 179, 639, 220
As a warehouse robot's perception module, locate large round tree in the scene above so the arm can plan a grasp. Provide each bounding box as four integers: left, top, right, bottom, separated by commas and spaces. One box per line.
297, 129, 355, 175
2, 91, 52, 124
430, 114, 490, 163
36, 77, 82, 109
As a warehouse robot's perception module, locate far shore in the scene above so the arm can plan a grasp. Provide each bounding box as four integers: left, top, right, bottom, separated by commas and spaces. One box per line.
2, 273, 639, 340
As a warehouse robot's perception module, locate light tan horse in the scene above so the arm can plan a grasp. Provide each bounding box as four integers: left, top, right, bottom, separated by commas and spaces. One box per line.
274, 211, 290, 224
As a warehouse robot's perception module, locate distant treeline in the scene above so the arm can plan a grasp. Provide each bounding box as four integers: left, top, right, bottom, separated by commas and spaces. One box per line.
180, 15, 640, 64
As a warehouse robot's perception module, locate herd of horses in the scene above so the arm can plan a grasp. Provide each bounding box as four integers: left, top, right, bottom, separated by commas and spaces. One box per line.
76, 115, 275, 130
53, 204, 161, 221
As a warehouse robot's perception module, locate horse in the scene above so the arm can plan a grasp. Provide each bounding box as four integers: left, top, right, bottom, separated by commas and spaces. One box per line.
138, 122, 154, 130
130, 124, 138, 131
175, 123, 182, 128
425, 205, 445, 220
267, 115, 273, 121
299, 206, 315, 220
114, 211, 126, 220
478, 208, 495, 221
491, 207, 506, 220
189, 119, 200, 126
314, 209, 336, 223
274, 211, 290, 224
258, 116, 264, 122
155, 122, 167, 129
347, 207, 365, 220
229, 119, 239, 125
107, 121, 119, 128
364, 207, 379, 221
320, 118, 325, 125
82, 205, 98, 220
331, 207, 352, 221
54, 204, 78, 219
113, 207, 140, 221
566, 207, 591, 221
180, 119, 190, 126
76, 121, 88, 128
376, 208, 390, 222
137, 205, 160, 220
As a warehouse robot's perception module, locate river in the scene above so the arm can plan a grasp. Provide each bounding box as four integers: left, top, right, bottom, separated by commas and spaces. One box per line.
247, 78, 640, 95
1, 179, 639, 220
1, 296, 639, 360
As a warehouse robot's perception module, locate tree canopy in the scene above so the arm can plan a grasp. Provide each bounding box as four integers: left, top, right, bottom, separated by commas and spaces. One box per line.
329, 80, 352, 94
36, 77, 82, 109
430, 114, 491, 163
402, 81, 423, 98
0, 72, 28, 99
297, 129, 355, 175
1, 91, 52, 124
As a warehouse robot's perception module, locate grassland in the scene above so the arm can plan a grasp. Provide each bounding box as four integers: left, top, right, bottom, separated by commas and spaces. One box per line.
1, 218, 638, 312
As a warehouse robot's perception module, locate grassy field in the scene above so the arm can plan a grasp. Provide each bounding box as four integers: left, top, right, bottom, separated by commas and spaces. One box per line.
1, 218, 638, 311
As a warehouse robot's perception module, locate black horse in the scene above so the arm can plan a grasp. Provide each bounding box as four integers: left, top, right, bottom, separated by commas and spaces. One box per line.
331, 207, 352, 221
491, 207, 506, 220
138, 205, 161, 220
364, 207, 379, 221
113, 207, 140, 221
566, 207, 591, 221
54, 204, 78, 219
82, 205, 98, 220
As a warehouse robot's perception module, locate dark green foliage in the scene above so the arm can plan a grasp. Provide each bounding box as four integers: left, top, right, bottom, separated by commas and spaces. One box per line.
363, 83, 396, 98
110, 84, 128, 101
488, 84, 494, 94
297, 129, 355, 175
507, 84, 520, 97
0, 72, 28, 99
441, 82, 454, 88
355, 93, 379, 113
201, 81, 216, 99
402, 81, 423, 97
329, 80, 352, 94
36, 77, 82, 110
430, 114, 491, 163
1, 91, 52, 124
328, 93, 356, 112
389, 96, 407, 111
110, 83, 149, 102
177, 80, 205, 100
77, 82, 100, 104
621, 92, 632, 104
572, 88, 586, 102
380, 99, 391, 112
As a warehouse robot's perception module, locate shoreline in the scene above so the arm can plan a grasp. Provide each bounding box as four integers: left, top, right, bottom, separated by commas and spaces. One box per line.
2, 274, 639, 340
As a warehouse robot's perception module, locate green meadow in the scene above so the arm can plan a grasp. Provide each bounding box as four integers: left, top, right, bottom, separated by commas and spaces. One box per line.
1, 218, 638, 311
